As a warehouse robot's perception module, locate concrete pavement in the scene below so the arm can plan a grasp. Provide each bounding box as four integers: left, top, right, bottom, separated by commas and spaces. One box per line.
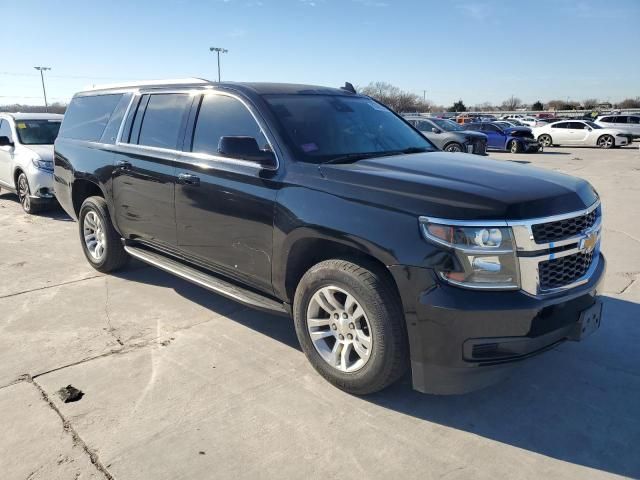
1, 144, 639, 479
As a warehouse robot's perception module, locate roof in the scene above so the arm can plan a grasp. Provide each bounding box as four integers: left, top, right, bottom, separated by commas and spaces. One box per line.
0, 112, 63, 121
79, 78, 357, 97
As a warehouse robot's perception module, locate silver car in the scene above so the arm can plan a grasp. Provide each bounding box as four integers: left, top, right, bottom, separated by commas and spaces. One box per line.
595, 114, 640, 139
0, 113, 62, 213
404, 115, 488, 155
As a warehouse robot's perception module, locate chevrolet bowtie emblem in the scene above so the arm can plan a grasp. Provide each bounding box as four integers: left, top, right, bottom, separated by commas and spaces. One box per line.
579, 230, 598, 253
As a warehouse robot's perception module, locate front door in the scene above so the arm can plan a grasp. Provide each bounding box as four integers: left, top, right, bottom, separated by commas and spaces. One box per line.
0, 120, 14, 186
484, 124, 505, 149
174, 92, 278, 293
111, 93, 192, 248
565, 122, 591, 145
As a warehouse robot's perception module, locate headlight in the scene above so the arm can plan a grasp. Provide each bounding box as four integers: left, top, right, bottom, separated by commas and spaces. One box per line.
32, 158, 53, 171
419, 218, 520, 290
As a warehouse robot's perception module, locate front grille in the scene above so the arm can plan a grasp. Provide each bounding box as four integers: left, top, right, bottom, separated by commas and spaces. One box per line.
531, 208, 598, 243
539, 251, 595, 290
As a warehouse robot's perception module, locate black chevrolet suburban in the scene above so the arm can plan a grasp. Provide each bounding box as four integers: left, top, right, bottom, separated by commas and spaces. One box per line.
54, 79, 605, 395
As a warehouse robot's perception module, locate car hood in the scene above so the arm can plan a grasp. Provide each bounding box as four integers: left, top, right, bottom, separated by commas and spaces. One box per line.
318, 152, 598, 220
504, 126, 532, 134
23, 144, 54, 161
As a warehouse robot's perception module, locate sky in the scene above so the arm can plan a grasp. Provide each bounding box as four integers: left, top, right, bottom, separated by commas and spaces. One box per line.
1, 0, 639, 107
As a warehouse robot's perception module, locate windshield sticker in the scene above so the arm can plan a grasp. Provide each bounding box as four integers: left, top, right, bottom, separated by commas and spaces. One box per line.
301, 143, 318, 153
16, 123, 27, 129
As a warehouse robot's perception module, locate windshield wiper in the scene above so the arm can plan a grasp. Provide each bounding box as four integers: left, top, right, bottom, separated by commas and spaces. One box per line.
322, 147, 429, 165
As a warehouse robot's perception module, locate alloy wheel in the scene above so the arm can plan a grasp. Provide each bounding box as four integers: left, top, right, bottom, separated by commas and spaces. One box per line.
598, 135, 614, 149
445, 143, 462, 152
17, 175, 31, 211
306, 285, 373, 373
83, 211, 107, 261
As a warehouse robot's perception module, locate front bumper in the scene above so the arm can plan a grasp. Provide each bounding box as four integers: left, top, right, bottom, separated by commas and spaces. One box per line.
390, 253, 606, 395
26, 166, 55, 201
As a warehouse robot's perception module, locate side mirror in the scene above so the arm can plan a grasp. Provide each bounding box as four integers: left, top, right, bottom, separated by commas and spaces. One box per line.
431, 128, 441, 134
218, 136, 276, 168
0, 136, 14, 148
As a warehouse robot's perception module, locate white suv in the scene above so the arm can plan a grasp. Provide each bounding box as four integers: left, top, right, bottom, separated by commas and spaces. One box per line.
595, 114, 640, 139
0, 113, 62, 213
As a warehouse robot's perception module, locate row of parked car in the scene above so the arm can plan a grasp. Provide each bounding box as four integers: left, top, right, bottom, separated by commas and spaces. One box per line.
404, 113, 637, 154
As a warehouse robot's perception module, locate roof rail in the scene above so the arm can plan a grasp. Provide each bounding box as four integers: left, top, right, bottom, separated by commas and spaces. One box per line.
85, 77, 211, 91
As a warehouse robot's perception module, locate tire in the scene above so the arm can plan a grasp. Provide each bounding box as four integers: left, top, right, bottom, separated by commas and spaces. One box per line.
293, 259, 409, 395
509, 140, 521, 154
78, 196, 129, 273
538, 134, 552, 148
597, 135, 614, 149
444, 142, 463, 153
16, 172, 43, 214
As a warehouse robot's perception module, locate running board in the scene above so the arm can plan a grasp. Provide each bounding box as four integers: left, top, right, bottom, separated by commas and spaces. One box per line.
124, 245, 288, 315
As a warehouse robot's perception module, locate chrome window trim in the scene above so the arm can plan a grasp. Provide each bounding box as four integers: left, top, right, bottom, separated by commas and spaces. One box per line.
420, 200, 602, 296
114, 88, 280, 172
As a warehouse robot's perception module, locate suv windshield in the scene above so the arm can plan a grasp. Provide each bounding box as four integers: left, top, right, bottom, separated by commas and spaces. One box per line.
263, 94, 435, 163
431, 118, 464, 131
15, 119, 61, 145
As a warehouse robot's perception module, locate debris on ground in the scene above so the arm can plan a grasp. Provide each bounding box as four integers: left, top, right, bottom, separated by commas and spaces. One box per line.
57, 385, 84, 403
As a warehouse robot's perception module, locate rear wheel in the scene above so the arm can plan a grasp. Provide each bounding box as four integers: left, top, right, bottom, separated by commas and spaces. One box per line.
293, 259, 408, 395
597, 135, 614, 149
16, 173, 42, 214
538, 134, 552, 148
78, 196, 129, 273
444, 142, 463, 153
509, 140, 521, 153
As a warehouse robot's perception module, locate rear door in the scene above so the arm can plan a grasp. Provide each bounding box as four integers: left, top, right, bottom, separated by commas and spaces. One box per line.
111, 92, 192, 248
174, 92, 279, 293
627, 116, 640, 136
550, 122, 570, 144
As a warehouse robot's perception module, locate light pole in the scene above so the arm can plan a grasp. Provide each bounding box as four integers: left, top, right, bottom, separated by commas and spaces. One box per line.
209, 47, 228, 82
34, 66, 51, 112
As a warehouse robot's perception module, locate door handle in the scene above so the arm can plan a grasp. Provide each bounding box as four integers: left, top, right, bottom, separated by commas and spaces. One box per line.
116, 160, 132, 170
178, 173, 200, 186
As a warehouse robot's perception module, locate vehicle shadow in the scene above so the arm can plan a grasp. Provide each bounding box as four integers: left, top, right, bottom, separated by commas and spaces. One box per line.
111, 265, 640, 477
539, 151, 571, 155
0, 192, 72, 221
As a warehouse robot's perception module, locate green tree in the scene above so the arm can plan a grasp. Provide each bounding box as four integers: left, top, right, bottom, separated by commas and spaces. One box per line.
531, 101, 544, 111
450, 99, 466, 112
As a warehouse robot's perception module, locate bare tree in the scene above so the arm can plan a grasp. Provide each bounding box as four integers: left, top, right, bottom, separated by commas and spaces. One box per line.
360, 82, 430, 113
582, 98, 599, 110
617, 97, 640, 109
500, 96, 522, 111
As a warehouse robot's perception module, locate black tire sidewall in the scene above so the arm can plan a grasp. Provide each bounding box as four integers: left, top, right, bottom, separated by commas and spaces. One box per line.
17, 173, 34, 214
78, 197, 111, 269
293, 261, 406, 394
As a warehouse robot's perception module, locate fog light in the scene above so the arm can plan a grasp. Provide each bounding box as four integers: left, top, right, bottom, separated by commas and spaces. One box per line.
472, 256, 501, 272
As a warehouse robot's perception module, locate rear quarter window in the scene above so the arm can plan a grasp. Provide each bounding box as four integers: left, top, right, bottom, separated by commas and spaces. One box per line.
59, 94, 123, 141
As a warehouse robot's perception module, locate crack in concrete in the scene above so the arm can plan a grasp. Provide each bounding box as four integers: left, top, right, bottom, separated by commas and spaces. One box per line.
23, 375, 114, 480
618, 276, 638, 295
605, 228, 640, 245
103, 277, 124, 346
0, 275, 104, 300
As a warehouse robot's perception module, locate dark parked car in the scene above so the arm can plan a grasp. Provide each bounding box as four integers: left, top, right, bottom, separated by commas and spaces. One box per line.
54, 79, 605, 395
463, 122, 540, 153
404, 115, 487, 154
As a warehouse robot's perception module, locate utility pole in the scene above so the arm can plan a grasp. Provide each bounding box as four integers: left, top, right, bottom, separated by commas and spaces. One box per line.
423, 90, 426, 102
209, 47, 228, 82
34, 66, 51, 112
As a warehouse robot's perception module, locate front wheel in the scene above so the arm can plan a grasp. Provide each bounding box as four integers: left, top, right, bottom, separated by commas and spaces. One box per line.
78, 196, 129, 273
509, 140, 521, 153
16, 173, 42, 214
444, 142, 463, 152
293, 259, 408, 395
538, 134, 552, 148
597, 135, 614, 149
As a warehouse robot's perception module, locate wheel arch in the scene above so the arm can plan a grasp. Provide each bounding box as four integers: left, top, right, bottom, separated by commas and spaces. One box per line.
443, 141, 463, 152
279, 230, 400, 305
71, 178, 105, 217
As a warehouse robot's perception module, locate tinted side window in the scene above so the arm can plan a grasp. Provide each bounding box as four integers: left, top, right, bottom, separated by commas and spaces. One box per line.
415, 121, 434, 131
600, 116, 614, 123
552, 122, 568, 129
137, 94, 191, 149
628, 116, 640, 124
0, 120, 12, 140
59, 94, 123, 141
615, 116, 628, 124
192, 94, 267, 156
568, 122, 587, 129
485, 124, 501, 132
